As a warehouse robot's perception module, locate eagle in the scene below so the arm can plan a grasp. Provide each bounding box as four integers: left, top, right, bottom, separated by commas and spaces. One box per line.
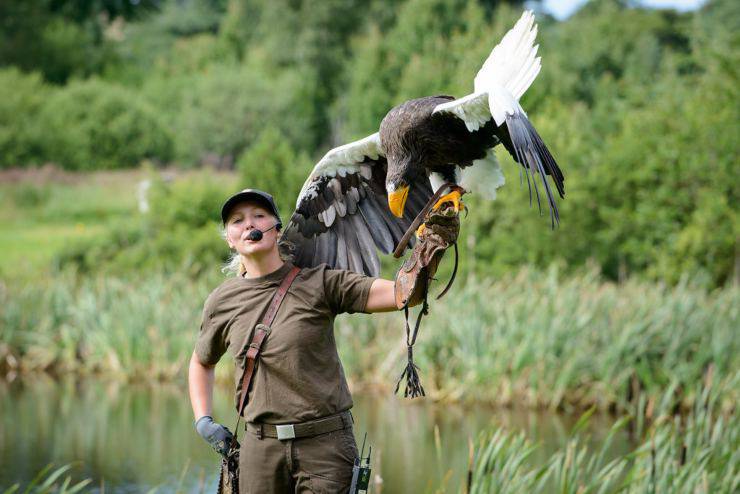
279, 11, 565, 277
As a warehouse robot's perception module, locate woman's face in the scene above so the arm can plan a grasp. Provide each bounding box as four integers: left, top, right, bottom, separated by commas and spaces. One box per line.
225, 201, 279, 257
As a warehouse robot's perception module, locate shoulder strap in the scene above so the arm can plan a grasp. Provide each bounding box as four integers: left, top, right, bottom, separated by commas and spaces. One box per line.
236, 265, 301, 417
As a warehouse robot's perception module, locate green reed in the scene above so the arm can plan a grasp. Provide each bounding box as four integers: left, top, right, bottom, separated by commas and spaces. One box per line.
1, 267, 737, 412
0, 271, 216, 380
2, 463, 91, 494
338, 266, 738, 413
462, 382, 739, 494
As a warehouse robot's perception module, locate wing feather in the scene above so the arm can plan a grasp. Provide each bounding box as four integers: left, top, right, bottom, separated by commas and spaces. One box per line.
280, 133, 432, 276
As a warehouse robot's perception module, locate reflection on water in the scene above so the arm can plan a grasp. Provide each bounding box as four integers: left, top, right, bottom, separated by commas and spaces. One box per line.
0, 377, 630, 492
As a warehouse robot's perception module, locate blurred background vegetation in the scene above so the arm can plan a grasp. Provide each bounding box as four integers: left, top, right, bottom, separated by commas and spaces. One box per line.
1, 2, 737, 489
0, 0, 737, 287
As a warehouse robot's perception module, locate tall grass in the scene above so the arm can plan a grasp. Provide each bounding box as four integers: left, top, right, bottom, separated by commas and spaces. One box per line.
2, 463, 91, 494
1, 267, 737, 412
338, 267, 738, 413
462, 382, 739, 493
0, 271, 218, 380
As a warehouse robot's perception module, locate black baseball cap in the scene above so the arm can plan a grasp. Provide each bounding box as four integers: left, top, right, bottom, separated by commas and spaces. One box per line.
220, 188, 282, 227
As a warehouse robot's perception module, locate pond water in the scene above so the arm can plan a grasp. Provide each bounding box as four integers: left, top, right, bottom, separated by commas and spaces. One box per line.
0, 377, 631, 492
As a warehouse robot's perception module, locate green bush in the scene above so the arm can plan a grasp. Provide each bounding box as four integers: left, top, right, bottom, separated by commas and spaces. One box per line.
0, 68, 50, 168
39, 78, 173, 170
54, 171, 232, 276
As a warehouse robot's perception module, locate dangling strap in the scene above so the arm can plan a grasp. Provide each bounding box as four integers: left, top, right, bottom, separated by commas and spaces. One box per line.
232, 266, 301, 439
394, 286, 430, 398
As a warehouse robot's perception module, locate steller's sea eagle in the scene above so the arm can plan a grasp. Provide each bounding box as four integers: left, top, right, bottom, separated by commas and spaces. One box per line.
279, 10, 565, 277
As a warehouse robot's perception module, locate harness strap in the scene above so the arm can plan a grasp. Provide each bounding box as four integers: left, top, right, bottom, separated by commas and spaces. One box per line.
237, 266, 301, 417
230, 265, 301, 449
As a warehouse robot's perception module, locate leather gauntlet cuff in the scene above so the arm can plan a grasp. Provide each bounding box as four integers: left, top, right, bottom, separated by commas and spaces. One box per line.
395, 203, 460, 308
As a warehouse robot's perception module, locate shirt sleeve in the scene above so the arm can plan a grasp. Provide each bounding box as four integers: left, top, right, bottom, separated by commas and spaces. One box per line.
194, 288, 228, 365
323, 266, 378, 315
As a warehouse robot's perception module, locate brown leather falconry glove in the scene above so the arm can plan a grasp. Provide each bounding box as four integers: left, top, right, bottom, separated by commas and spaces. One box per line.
394, 202, 461, 309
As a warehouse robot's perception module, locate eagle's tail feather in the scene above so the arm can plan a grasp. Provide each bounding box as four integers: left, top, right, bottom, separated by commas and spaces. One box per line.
505, 112, 564, 228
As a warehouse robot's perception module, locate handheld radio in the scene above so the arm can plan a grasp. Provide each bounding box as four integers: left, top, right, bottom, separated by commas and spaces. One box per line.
349, 432, 372, 494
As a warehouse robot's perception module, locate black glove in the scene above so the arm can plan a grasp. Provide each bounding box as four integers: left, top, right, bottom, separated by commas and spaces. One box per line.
195, 415, 234, 457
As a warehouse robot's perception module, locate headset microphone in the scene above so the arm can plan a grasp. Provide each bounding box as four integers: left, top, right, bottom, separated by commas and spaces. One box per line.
246, 222, 281, 241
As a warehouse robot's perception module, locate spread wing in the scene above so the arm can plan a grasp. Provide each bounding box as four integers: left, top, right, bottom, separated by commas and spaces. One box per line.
433, 10, 565, 227
279, 133, 434, 276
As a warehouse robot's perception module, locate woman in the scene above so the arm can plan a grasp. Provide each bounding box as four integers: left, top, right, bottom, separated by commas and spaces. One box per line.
188, 188, 402, 493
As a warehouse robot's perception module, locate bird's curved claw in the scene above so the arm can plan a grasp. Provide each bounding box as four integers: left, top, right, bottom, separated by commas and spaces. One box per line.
432, 189, 465, 214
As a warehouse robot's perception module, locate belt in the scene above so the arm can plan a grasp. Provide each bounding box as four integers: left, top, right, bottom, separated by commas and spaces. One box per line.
246, 411, 353, 441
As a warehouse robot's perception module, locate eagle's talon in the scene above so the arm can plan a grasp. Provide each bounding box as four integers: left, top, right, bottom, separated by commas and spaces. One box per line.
432, 189, 464, 213
415, 223, 427, 238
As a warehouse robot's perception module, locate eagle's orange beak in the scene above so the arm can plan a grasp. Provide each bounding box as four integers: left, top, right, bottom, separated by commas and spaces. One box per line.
388, 185, 410, 218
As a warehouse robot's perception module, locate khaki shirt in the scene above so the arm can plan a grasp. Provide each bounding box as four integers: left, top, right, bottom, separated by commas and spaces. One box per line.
195, 262, 377, 423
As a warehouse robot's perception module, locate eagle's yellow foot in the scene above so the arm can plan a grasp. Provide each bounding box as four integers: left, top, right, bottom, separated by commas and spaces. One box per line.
415, 223, 427, 238
433, 189, 465, 213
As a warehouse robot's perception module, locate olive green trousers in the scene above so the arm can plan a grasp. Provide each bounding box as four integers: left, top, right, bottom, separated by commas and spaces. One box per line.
238, 426, 358, 494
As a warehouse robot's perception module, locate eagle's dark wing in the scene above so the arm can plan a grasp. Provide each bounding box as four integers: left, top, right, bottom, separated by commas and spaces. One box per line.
432, 10, 565, 227
279, 133, 433, 276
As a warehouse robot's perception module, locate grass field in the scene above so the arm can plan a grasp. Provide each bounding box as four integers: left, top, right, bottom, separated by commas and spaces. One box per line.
0, 167, 141, 282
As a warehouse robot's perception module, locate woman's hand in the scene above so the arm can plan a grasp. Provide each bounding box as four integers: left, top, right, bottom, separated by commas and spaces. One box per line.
195, 415, 234, 457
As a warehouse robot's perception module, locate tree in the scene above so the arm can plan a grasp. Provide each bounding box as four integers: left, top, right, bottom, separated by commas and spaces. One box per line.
237, 127, 313, 216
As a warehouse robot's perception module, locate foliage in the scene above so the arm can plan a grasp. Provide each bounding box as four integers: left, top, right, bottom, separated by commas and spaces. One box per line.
149, 62, 320, 166
0, 69, 50, 168
39, 79, 174, 170
53, 171, 232, 276
0, 270, 216, 380
464, 383, 739, 493
338, 266, 739, 413
237, 126, 313, 216
1, 0, 738, 285
3, 265, 737, 417
1, 463, 91, 494
105, 0, 227, 83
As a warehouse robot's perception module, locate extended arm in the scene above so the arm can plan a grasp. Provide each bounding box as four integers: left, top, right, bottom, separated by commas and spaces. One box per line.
365, 278, 402, 313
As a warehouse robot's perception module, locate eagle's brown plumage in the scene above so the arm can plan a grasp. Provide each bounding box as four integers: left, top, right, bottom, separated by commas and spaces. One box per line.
381, 95, 500, 185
